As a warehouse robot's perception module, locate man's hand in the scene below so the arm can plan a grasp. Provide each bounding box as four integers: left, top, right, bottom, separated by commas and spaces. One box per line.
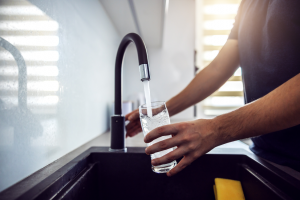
144, 119, 218, 177
125, 109, 142, 137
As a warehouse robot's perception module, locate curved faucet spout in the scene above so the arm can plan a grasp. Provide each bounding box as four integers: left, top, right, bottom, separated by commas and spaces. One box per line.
110, 33, 150, 151
115, 33, 150, 115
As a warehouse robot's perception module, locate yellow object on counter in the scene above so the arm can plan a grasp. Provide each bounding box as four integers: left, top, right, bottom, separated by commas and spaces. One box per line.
214, 178, 245, 200
213, 185, 218, 200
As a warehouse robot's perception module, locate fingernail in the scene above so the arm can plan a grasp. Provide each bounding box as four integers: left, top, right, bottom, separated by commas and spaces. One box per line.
152, 160, 157, 165
167, 172, 172, 177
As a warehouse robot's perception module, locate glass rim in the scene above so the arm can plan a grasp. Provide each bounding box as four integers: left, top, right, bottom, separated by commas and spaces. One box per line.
139, 101, 166, 109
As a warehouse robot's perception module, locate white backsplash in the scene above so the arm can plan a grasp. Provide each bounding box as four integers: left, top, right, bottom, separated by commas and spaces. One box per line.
0, 0, 119, 191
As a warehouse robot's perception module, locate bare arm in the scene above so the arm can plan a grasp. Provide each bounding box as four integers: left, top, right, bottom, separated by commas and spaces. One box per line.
167, 39, 239, 116
145, 72, 300, 176
126, 39, 239, 137
214, 72, 300, 145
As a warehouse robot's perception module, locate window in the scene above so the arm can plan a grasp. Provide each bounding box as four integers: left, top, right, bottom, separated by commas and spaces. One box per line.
195, 0, 243, 116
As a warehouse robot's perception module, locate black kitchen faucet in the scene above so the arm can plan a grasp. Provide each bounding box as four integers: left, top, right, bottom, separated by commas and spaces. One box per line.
110, 33, 151, 152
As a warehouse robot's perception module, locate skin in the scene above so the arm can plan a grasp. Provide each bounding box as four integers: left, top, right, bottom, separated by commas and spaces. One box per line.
125, 39, 300, 176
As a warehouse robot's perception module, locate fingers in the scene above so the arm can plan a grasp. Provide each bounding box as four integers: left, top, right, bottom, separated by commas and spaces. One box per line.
145, 137, 179, 155
126, 120, 140, 131
126, 129, 140, 138
125, 111, 133, 121
167, 155, 195, 177
125, 112, 142, 137
144, 124, 178, 143
126, 124, 142, 137
150, 147, 187, 166
125, 110, 139, 121
127, 129, 142, 137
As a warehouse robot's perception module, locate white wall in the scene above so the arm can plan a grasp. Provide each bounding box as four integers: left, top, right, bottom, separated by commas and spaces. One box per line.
0, 0, 119, 191
123, 0, 195, 120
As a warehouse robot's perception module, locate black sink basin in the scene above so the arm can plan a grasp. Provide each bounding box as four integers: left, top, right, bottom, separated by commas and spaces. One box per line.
5, 147, 300, 200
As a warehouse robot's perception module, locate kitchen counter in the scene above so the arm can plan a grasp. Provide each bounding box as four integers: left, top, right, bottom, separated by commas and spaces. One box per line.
1, 130, 300, 200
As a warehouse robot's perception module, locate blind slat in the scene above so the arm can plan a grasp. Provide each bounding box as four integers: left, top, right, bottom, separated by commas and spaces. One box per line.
203, 30, 231, 36
203, 46, 223, 51
212, 91, 243, 96
228, 76, 242, 81
204, 14, 237, 20
204, 0, 241, 5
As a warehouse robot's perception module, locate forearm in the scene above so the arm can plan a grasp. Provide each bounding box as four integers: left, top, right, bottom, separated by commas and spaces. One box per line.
213, 73, 300, 145
167, 40, 239, 116
166, 65, 230, 116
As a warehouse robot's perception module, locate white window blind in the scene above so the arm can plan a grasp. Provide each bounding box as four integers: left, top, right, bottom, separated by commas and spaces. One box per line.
196, 0, 243, 116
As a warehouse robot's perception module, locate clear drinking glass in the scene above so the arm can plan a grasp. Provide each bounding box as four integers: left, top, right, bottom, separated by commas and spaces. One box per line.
139, 101, 177, 173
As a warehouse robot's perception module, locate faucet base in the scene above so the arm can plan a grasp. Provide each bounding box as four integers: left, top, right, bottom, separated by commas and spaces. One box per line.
110, 115, 126, 150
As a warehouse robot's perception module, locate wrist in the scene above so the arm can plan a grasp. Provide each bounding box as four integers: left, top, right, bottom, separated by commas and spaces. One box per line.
166, 100, 176, 117
210, 115, 235, 146
193, 118, 222, 148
